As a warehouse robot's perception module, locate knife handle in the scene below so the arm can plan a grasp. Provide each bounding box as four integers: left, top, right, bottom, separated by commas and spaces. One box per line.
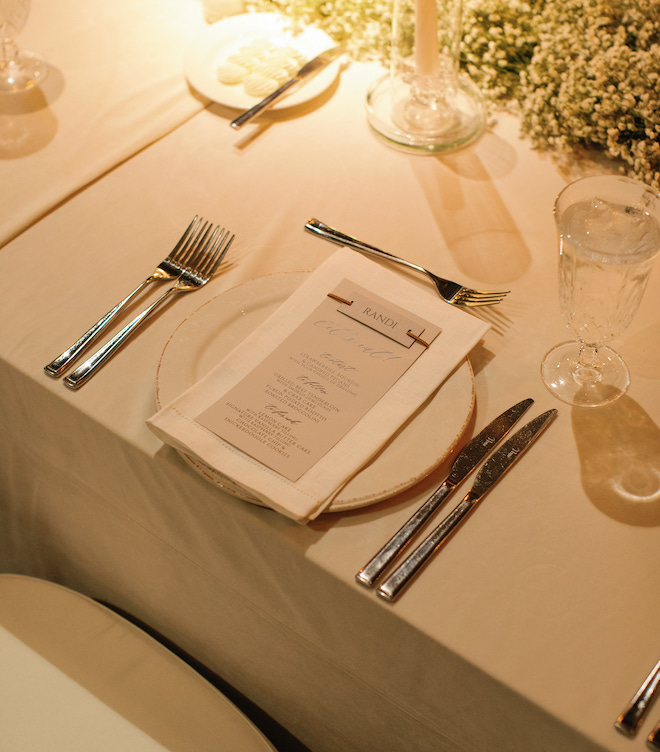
356, 481, 454, 588
377, 493, 477, 602
615, 658, 660, 737
647, 720, 660, 749
230, 78, 298, 130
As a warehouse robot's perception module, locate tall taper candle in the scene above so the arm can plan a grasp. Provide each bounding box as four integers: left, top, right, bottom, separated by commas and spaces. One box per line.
415, 0, 439, 76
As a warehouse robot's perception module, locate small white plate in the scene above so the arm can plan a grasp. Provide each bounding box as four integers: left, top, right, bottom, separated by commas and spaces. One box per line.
184, 13, 340, 110
155, 272, 475, 512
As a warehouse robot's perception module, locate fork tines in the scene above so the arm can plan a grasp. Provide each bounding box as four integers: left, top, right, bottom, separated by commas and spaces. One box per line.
453, 288, 509, 307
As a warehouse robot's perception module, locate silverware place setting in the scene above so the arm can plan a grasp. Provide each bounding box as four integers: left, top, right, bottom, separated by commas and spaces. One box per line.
305, 218, 510, 307
356, 398, 558, 601
616, 657, 660, 749
230, 47, 344, 130
44, 216, 234, 389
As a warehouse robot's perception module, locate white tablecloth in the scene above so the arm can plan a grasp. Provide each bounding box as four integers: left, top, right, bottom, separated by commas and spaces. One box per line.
0, 0, 206, 246
2, 3, 660, 751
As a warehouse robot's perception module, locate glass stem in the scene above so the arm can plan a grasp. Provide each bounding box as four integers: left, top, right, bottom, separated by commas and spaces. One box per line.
1, 38, 18, 63
578, 343, 598, 366
575, 343, 602, 384
0, 37, 17, 62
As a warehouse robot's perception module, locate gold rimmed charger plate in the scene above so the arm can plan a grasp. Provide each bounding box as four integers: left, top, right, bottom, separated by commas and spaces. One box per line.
155, 271, 475, 512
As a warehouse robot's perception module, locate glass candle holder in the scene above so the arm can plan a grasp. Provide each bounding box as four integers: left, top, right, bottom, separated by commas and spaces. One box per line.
0, 0, 48, 94
366, 0, 483, 153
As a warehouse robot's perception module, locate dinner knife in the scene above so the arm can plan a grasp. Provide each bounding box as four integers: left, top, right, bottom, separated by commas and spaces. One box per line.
648, 719, 660, 749
615, 657, 660, 738
377, 408, 559, 602
355, 397, 534, 589
230, 46, 343, 130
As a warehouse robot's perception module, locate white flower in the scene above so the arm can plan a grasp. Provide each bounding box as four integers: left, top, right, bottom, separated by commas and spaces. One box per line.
246, 0, 660, 188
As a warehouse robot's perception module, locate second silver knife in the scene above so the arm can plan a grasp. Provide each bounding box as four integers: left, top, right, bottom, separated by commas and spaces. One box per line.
356, 397, 534, 588
377, 408, 559, 601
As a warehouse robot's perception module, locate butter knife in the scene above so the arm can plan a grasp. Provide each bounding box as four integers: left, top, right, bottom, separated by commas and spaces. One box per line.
377, 408, 559, 602
230, 46, 343, 130
356, 397, 534, 589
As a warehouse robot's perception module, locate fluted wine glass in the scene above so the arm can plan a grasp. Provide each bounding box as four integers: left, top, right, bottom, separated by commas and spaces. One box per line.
0, 0, 47, 94
542, 175, 660, 408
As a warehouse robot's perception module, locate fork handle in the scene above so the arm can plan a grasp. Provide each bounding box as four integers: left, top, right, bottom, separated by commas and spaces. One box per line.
63, 285, 180, 390
44, 278, 154, 378
304, 218, 427, 277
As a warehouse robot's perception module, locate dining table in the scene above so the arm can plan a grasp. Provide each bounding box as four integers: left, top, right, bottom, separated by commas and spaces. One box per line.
2, 1, 660, 751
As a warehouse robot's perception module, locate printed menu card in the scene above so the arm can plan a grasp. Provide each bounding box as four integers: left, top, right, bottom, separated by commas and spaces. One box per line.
147, 248, 489, 522
196, 280, 442, 482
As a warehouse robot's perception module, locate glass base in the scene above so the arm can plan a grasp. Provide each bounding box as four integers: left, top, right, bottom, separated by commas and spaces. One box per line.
365, 72, 484, 154
541, 342, 629, 408
0, 50, 48, 94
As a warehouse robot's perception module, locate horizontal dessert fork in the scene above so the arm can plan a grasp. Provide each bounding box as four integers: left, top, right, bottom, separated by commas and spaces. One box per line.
63, 224, 235, 390
45, 216, 208, 377
305, 218, 509, 307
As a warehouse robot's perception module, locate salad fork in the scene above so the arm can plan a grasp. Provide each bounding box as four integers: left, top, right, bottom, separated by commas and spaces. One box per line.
63, 224, 235, 390
45, 216, 207, 377
304, 218, 509, 307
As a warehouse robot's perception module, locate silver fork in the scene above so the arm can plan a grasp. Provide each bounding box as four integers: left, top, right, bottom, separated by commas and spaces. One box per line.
45, 216, 207, 377
63, 225, 235, 390
304, 218, 509, 306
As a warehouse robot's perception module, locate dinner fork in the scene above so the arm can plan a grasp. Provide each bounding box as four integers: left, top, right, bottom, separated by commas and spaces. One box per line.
45, 216, 207, 378
63, 225, 234, 390
304, 218, 509, 307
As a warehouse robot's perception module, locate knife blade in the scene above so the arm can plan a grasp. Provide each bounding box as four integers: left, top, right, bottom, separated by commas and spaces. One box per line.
230, 46, 343, 130
377, 408, 558, 602
355, 397, 534, 588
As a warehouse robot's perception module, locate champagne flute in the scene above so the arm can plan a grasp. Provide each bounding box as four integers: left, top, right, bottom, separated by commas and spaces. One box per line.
0, 0, 47, 94
541, 175, 660, 408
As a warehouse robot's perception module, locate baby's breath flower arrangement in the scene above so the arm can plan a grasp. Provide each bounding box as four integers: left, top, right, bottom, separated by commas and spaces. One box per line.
245, 0, 660, 189
519, 0, 660, 190
246, 0, 395, 60
461, 0, 541, 104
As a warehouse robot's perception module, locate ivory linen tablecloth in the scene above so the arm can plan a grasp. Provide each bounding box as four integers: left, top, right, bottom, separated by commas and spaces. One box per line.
1, 42, 660, 752
0, 0, 207, 247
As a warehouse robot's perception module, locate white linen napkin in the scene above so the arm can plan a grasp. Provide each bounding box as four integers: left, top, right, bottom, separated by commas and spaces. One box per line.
147, 248, 489, 522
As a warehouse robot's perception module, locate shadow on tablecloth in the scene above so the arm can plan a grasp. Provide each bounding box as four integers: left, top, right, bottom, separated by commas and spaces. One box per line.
572, 394, 660, 526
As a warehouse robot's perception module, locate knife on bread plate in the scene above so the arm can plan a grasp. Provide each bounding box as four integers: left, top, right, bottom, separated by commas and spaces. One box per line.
230, 46, 343, 130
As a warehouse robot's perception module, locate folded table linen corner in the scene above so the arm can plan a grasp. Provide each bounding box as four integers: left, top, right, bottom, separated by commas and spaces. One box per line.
147, 248, 490, 522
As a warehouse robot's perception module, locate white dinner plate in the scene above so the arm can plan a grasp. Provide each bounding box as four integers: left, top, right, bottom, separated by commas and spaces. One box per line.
184, 13, 340, 110
155, 272, 475, 512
